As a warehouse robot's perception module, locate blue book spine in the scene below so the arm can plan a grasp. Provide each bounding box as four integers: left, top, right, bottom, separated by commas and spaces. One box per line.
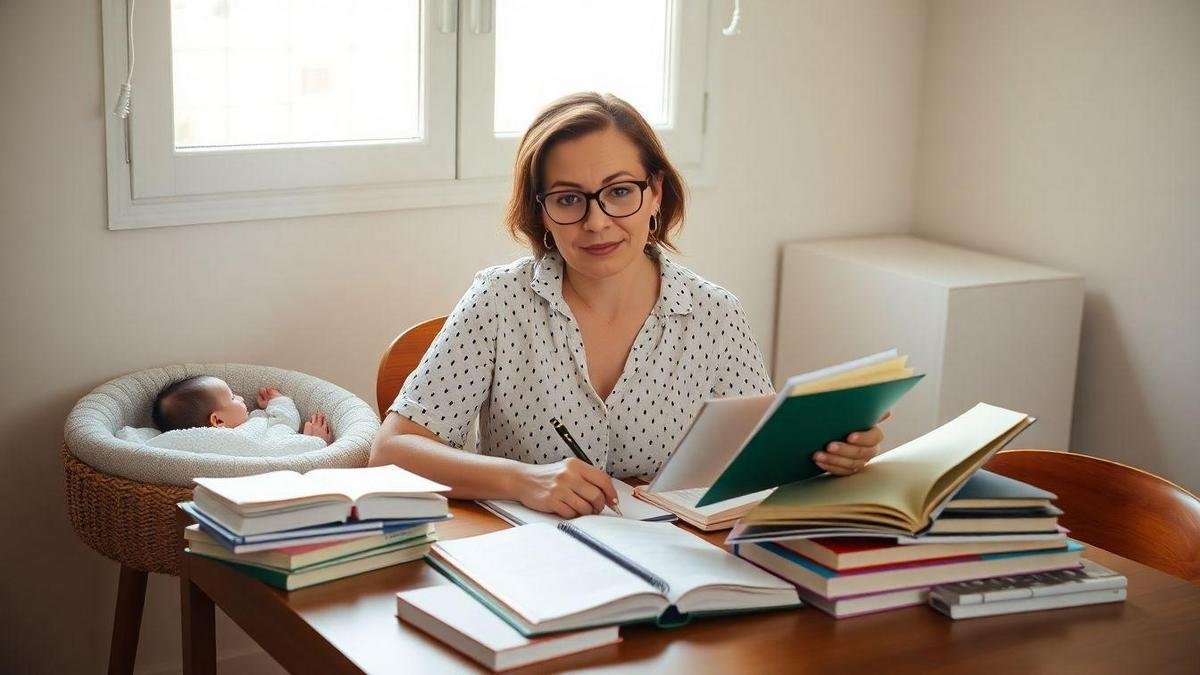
178, 501, 447, 551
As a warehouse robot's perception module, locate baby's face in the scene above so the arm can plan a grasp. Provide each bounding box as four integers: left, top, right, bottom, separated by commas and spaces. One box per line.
207, 379, 250, 428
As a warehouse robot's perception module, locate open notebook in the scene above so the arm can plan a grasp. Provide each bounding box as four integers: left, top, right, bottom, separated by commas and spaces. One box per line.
428, 518, 799, 636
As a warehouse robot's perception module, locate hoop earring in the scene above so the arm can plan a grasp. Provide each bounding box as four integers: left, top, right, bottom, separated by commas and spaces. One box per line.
543, 230, 555, 250
649, 212, 660, 234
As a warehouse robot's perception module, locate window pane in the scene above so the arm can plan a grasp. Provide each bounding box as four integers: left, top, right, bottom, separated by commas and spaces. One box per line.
171, 0, 421, 149
493, 0, 671, 135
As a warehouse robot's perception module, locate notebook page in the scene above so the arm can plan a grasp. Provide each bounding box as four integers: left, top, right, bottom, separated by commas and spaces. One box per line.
193, 471, 345, 508
304, 465, 450, 502
480, 479, 672, 526
569, 518, 794, 609
432, 523, 665, 625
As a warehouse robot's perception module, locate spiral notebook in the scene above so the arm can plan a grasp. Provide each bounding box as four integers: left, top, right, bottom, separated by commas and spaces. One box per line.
427, 517, 800, 636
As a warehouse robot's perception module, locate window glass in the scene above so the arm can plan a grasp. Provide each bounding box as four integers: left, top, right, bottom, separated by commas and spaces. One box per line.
493, 0, 671, 135
171, 0, 422, 149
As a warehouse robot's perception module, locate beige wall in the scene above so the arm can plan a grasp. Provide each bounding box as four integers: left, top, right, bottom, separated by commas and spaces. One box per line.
914, 0, 1200, 491
0, 1, 927, 672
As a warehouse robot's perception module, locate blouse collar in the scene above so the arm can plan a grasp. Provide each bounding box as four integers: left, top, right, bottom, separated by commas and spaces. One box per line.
530, 247, 694, 320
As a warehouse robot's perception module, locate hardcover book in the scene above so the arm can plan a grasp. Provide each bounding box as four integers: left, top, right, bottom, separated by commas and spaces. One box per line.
738, 403, 1035, 537
428, 518, 800, 636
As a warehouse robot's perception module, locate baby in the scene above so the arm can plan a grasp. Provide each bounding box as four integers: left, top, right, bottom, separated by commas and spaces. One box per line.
139, 375, 332, 457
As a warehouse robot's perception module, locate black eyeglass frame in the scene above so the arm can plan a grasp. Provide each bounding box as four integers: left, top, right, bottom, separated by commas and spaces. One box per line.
535, 179, 652, 226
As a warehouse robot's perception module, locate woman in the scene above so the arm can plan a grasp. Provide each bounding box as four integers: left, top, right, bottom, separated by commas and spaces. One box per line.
370, 92, 885, 518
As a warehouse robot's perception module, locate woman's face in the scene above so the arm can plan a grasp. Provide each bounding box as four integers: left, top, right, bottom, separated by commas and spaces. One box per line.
539, 127, 662, 282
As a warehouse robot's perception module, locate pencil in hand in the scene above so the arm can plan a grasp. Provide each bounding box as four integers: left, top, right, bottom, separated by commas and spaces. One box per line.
549, 417, 623, 516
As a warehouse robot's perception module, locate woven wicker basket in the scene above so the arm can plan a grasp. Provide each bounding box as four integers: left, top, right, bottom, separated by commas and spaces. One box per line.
62, 445, 192, 576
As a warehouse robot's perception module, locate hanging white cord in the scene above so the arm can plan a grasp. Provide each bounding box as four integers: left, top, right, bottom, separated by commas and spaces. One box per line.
722, 0, 742, 36
113, 0, 136, 118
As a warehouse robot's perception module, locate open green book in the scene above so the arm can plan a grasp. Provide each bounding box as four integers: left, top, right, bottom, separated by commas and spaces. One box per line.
739, 403, 1035, 537
690, 349, 923, 507
427, 518, 800, 636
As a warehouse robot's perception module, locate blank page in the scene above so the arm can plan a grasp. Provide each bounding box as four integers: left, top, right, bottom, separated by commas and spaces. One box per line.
481, 479, 672, 526
649, 395, 775, 492
569, 518, 795, 610
304, 465, 450, 502
193, 471, 344, 508
432, 523, 665, 626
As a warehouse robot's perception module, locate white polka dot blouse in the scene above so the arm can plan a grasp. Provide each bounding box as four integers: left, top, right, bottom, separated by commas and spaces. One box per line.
389, 249, 774, 481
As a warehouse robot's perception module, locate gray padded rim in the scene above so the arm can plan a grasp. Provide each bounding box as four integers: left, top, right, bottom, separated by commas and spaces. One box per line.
64, 363, 379, 486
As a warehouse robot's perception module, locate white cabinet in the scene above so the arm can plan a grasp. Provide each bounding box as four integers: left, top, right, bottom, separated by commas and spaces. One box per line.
774, 235, 1084, 451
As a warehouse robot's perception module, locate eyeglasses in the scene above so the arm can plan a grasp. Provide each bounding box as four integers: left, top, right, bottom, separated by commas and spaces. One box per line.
535, 179, 651, 226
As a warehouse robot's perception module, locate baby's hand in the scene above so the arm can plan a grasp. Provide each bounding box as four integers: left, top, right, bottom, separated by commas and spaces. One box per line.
302, 411, 333, 445
257, 387, 283, 409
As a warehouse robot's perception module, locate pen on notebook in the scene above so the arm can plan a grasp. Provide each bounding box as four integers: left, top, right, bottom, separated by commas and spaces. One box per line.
549, 417, 623, 516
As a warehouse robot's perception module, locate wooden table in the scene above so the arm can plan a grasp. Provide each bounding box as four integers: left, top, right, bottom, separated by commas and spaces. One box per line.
180, 502, 1200, 674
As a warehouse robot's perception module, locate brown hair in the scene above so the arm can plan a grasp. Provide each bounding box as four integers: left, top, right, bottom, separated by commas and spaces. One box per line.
504, 92, 687, 257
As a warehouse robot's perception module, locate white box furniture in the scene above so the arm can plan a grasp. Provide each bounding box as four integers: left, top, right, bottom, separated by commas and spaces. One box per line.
774, 235, 1084, 451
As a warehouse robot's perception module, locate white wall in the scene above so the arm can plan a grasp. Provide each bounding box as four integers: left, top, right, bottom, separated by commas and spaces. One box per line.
914, 0, 1200, 491
0, 1, 927, 672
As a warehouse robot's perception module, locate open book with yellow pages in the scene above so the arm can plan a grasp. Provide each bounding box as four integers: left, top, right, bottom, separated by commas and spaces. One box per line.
728, 403, 1035, 542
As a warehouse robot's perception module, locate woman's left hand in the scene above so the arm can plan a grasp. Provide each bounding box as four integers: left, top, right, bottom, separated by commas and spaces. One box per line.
814, 412, 891, 476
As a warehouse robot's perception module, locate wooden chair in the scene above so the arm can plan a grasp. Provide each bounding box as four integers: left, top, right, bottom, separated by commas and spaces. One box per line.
985, 449, 1200, 583
376, 316, 448, 419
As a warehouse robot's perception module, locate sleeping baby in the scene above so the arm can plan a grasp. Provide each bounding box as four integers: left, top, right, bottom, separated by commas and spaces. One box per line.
119, 375, 333, 457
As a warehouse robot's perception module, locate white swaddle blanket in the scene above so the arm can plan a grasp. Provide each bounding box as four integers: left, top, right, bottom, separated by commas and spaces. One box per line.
116, 396, 326, 458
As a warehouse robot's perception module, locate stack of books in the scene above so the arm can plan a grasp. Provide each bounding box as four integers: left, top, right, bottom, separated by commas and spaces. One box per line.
395, 517, 799, 671
181, 465, 451, 590
734, 532, 1082, 618
728, 403, 1105, 618
424, 518, 800, 635
396, 584, 622, 671
929, 559, 1127, 619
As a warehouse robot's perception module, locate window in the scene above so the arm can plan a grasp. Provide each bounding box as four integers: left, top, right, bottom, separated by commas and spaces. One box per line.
102, 0, 715, 229
171, 1, 423, 149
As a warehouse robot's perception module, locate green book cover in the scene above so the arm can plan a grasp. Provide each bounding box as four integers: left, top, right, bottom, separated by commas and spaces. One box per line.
188, 535, 434, 591
213, 556, 294, 590
696, 375, 924, 507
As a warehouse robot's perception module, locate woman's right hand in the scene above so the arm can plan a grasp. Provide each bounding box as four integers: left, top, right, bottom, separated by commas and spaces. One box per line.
510, 458, 619, 519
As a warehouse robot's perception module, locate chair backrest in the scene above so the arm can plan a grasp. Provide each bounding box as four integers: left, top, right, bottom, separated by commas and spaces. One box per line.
985, 449, 1200, 583
375, 316, 447, 419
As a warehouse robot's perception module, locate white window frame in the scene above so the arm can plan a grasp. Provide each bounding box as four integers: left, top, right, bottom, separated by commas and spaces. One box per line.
102, 0, 719, 231
456, 0, 710, 179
